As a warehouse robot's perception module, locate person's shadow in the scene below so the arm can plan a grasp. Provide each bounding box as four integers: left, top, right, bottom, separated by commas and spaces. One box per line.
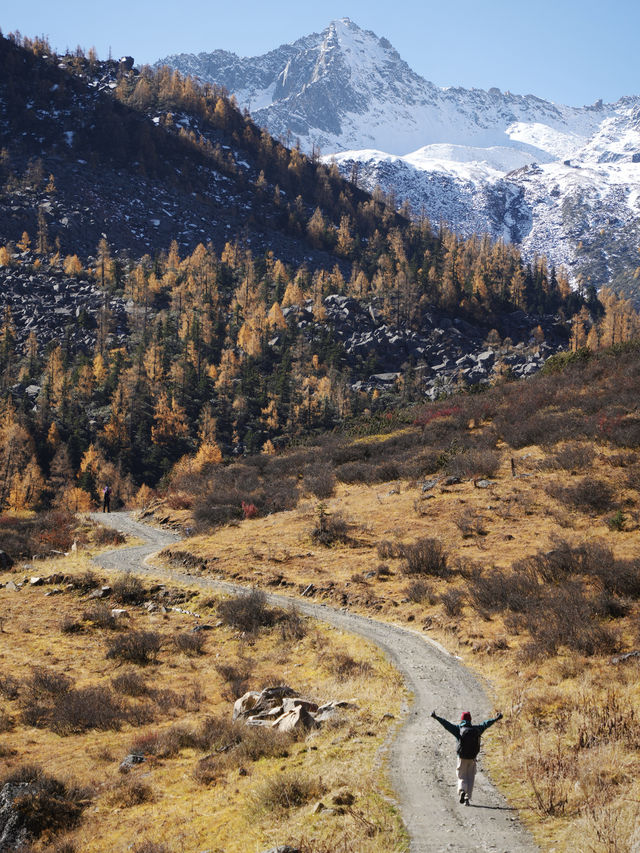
467, 803, 519, 811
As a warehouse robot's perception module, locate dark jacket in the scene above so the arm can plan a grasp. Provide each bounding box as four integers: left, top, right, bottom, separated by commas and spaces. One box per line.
432, 713, 501, 755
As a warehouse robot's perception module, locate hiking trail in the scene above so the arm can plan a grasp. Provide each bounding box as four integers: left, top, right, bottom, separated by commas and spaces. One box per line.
90, 511, 538, 853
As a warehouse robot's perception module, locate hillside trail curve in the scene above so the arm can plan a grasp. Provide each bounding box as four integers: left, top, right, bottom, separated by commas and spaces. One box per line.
90, 511, 537, 853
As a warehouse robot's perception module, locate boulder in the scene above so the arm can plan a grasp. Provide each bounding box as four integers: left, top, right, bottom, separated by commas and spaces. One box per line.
0, 783, 31, 850
118, 753, 145, 773
111, 609, 129, 619
314, 700, 358, 722
282, 697, 318, 714
233, 685, 299, 722
233, 691, 261, 721
88, 585, 111, 599
272, 706, 319, 733
476, 349, 495, 366
473, 479, 494, 489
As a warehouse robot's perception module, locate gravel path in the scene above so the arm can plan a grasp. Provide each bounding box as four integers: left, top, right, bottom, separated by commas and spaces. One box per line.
90, 511, 537, 853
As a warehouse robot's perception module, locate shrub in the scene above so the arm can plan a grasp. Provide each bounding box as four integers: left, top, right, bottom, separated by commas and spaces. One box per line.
335, 461, 374, 484
607, 415, 640, 448
25, 667, 72, 701
82, 603, 117, 630
128, 731, 162, 757
173, 631, 206, 655
0, 765, 90, 841
106, 631, 162, 665
252, 771, 325, 812
52, 686, 127, 734
111, 670, 150, 697
310, 504, 354, 546
32, 511, 77, 554
405, 579, 434, 604
411, 448, 444, 477
166, 491, 193, 510
277, 607, 307, 641
241, 500, 258, 519
193, 501, 242, 529
192, 720, 293, 785
108, 779, 154, 808
20, 669, 127, 734
402, 537, 449, 577
607, 510, 625, 531
598, 557, 640, 598
60, 616, 83, 634
454, 509, 486, 538
547, 443, 593, 471
524, 742, 571, 816
195, 715, 240, 752
328, 651, 373, 680
514, 584, 621, 660
546, 477, 615, 514
625, 464, 640, 491
112, 572, 147, 604
69, 569, 99, 592
447, 449, 501, 479
303, 463, 336, 498
468, 568, 537, 616
0, 674, 20, 699
135, 724, 202, 758
0, 710, 15, 732
92, 525, 126, 546
376, 540, 404, 560
217, 590, 276, 633
440, 589, 465, 617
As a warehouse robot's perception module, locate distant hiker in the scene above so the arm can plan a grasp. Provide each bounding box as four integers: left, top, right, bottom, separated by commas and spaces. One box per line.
431, 709, 502, 805
102, 485, 111, 513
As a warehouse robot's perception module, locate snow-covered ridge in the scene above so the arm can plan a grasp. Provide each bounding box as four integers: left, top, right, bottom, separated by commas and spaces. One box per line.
158, 18, 640, 296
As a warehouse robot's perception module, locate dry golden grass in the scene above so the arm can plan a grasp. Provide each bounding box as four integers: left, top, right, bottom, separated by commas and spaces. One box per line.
0, 548, 407, 853
158, 440, 640, 852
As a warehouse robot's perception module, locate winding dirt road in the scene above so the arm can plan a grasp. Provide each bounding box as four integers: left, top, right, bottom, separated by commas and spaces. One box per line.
90, 511, 537, 853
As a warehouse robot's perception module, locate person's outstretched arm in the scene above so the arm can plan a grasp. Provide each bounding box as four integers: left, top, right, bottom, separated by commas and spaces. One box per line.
477, 712, 503, 733
431, 711, 460, 738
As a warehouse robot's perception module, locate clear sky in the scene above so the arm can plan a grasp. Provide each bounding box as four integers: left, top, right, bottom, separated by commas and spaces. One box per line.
2, 0, 638, 106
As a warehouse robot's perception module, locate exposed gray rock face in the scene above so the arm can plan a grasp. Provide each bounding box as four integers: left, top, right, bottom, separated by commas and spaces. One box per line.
0, 783, 30, 851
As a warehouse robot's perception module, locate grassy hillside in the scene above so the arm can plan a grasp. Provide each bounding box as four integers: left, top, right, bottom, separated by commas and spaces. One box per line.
151, 342, 640, 852
0, 524, 406, 853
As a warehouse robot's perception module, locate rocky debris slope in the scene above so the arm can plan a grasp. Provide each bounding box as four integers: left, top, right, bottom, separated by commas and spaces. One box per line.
1, 256, 566, 406
0, 256, 128, 355
285, 294, 568, 399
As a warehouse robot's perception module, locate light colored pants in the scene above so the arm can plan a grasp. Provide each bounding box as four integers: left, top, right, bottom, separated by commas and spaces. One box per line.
457, 757, 477, 799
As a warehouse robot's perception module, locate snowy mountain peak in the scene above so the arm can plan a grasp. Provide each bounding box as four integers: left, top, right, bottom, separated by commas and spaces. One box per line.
158, 22, 640, 298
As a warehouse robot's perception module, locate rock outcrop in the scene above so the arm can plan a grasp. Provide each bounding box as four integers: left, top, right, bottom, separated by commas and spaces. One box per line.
233, 686, 356, 732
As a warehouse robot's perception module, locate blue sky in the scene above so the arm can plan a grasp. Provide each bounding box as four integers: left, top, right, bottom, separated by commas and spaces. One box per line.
2, 0, 638, 106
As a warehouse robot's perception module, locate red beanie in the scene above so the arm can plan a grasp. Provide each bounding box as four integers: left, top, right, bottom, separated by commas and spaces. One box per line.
461, 711, 472, 722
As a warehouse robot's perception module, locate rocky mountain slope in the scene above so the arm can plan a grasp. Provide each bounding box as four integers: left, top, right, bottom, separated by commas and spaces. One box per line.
159, 18, 640, 301
0, 34, 369, 267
